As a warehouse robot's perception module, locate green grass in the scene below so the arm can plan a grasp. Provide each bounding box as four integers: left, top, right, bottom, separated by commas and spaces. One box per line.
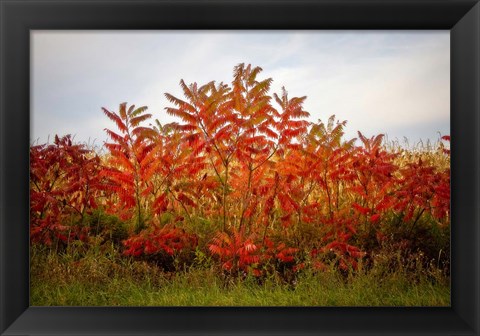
30, 247, 450, 307
31, 272, 450, 307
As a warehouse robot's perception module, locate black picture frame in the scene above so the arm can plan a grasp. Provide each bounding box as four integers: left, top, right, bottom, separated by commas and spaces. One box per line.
1, 0, 479, 335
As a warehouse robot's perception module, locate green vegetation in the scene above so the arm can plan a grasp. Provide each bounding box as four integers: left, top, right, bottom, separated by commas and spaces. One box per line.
31, 244, 449, 306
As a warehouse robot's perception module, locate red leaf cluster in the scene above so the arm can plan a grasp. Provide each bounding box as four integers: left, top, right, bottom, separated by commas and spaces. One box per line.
123, 225, 198, 257
30, 135, 104, 245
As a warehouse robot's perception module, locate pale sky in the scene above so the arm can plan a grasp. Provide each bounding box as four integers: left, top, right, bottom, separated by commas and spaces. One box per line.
31, 31, 449, 148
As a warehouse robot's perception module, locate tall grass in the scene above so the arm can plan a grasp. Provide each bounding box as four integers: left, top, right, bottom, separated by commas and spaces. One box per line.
31, 245, 449, 307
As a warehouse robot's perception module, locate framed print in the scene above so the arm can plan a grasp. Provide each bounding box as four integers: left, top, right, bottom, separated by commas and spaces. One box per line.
1, 0, 479, 335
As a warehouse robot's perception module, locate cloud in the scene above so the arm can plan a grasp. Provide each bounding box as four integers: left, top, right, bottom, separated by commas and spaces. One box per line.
31, 30, 449, 145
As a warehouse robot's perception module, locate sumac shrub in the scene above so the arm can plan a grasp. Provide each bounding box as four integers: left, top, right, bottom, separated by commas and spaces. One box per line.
30, 63, 450, 281
208, 229, 300, 279
123, 224, 198, 271
30, 135, 105, 247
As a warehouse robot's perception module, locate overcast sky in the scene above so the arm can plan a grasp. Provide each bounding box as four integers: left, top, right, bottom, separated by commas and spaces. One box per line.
31, 30, 449, 148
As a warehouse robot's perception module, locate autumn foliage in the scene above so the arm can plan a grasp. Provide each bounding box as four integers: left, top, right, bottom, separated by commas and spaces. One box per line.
30, 63, 450, 279
30, 135, 105, 245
